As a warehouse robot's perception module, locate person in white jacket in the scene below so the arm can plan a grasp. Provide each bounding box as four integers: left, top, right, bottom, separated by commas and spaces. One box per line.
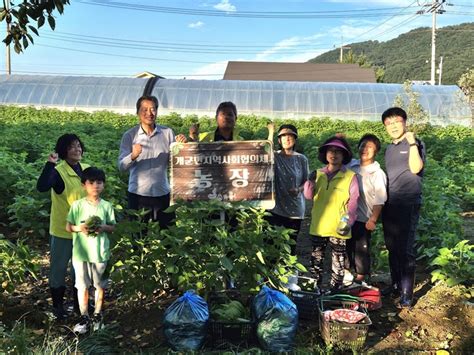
346, 134, 387, 283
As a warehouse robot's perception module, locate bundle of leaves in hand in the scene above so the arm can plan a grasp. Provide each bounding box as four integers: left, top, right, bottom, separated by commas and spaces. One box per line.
211, 300, 249, 322
85, 216, 102, 237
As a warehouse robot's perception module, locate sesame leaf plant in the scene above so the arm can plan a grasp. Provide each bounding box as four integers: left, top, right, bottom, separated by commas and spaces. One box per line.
109, 200, 306, 300
0, 234, 38, 293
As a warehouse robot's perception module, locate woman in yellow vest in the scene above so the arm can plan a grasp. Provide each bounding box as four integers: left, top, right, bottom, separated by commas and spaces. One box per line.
37, 134, 89, 319
303, 134, 359, 294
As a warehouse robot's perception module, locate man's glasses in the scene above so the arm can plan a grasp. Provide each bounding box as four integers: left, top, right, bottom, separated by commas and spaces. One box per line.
384, 117, 404, 126
139, 107, 156, 114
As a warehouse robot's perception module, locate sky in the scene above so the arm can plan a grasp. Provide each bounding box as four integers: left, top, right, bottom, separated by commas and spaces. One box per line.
0, 0, 472, 79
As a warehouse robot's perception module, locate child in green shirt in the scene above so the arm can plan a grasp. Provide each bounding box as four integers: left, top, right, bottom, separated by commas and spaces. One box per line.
66, 167, 116, 334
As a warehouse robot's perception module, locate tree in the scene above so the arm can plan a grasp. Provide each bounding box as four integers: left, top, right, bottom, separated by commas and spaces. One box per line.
458, 68, 474, 104
342, 49, 385, 83
0, 0, 70, 53
393, 80, 429, 126
458, 68, 474, 125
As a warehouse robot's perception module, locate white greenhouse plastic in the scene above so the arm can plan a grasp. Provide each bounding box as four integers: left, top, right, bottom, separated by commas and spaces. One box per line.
0, 75, 147, 112
153, 79, 471, 126
0, 74, 471, 126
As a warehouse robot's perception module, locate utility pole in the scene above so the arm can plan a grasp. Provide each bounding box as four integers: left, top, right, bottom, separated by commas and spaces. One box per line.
430, 3, 436, 85
339, 36, 351, 63
5, 0, 11, 75
418, 1, 446, 85
438, 55, 443, 85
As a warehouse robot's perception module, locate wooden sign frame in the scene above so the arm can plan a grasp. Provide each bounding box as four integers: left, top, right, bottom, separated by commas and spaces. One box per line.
170, 140, 275, 209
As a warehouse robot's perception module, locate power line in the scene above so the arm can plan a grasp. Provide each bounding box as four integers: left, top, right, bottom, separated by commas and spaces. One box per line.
38, 33, 333, 55
343, 0, 420, 43
35, 44, 217, 64
43, 30, 330, 49
0, 68, 225, 77
369, 13, 426, 39
77, 0, 419, 19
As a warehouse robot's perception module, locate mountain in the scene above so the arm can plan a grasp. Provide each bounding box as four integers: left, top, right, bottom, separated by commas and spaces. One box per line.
308, 22, 473, 85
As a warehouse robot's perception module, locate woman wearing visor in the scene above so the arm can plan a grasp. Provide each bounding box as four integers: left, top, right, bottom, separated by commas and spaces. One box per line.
267, 124, 309, 255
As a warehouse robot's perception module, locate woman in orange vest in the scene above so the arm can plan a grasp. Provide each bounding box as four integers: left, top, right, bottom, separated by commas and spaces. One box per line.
37, 134, 89, 319
303, 134, 359, 294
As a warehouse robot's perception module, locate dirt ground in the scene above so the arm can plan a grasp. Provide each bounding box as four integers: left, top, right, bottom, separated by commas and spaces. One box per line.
1, 256, 473, 353
1, 214, 473, 353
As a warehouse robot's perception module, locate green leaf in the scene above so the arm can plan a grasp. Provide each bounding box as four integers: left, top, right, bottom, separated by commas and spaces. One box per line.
28, 25, 39, 36
431, 256, 449, 266
163, 204, 178, 213
256, 251, 265, 265
4, 34, 12, 45
220, 256, 233, 271
446, 277, 460, 286
14, 41, 22, 54
38, 15, 45, 28
55, 0, 64, 13
166, 265, 178, 273
295, 263, 307, 272
47, 15, 55, 30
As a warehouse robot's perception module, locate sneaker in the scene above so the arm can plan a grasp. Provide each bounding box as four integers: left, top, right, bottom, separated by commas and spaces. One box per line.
73, 315, 91, 334
91, 313, 103, 331
343, 269, 354, 286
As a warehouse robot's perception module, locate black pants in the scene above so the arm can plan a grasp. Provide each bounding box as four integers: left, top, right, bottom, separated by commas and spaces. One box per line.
382, 203, 421, 298
346, 221, 371, 276
266, 212, 302, 255
309, 236, 346, 289
127, 192, 175, 229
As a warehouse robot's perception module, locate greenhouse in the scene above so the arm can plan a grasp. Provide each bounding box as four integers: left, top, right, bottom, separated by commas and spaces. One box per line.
0, 74, 471, 126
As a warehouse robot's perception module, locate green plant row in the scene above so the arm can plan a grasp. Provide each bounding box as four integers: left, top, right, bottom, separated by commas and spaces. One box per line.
0, 105, 472, 293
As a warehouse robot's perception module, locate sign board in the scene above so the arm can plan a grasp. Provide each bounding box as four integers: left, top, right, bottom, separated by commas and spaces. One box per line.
170, 140, 275, 209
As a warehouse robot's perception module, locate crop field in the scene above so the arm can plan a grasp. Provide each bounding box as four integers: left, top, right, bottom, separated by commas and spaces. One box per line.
0, 105, 473, 352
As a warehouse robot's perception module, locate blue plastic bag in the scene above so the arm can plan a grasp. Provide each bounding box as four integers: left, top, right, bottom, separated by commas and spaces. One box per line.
163, 290, 209, 351
252, 286, 298, 351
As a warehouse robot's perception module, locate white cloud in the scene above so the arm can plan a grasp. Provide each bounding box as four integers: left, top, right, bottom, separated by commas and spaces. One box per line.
186, 60, 231, 80
254, 34, 327, 62
188, 21, 204, 29
186, 34, 329, 80
213, 0, 236, 12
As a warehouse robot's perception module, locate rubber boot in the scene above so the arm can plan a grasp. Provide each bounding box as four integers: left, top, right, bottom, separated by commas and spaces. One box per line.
399, 274, 415, 308
73, 287, 81, 315
381, 283, 400, 297
51, 286, 67, 319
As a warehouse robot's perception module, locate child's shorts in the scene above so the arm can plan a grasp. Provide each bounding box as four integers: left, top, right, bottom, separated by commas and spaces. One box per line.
72, 260, 107, 290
